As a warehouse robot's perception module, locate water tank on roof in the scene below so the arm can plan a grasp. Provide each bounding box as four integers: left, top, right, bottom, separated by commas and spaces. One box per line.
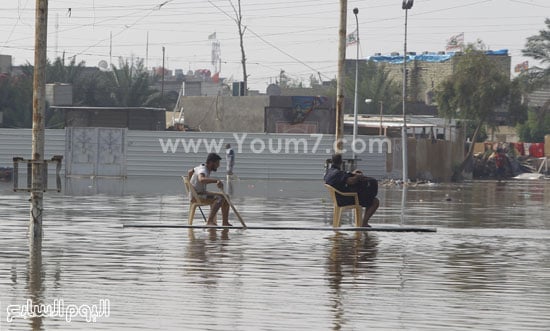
266, 84, 281, 96
46, 83, 73, 106
0, 54, 11, 74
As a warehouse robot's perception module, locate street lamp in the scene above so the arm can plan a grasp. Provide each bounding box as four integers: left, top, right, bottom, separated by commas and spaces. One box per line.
378, 101, 384, 136
401, 0, 413, 182
364, 98, 372, 141
352, 7, 360, 160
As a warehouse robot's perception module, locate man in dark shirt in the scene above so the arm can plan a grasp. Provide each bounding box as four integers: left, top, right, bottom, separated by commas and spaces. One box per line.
324, 154, 379, 227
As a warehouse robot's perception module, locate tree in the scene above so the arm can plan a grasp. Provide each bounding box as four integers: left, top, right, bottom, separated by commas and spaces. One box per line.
109, 57, 155, 107
0, 71, 33, 128
345, 60, 402, 115
229, 0, 248, 94
46, 56, 85, 84
518, 18, 550, 138
522, 18, 550, 89
436, 44, 510, 181
517, 110, 550, 142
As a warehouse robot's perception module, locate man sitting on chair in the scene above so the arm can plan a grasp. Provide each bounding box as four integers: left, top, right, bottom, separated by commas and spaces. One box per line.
324, 154, 379, 227
188, 153, 232, 226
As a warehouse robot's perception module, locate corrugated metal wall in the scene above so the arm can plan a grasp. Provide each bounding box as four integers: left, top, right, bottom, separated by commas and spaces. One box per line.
0, 128, 66, 170
127, 131, 391, 179
0, 129, 392, 180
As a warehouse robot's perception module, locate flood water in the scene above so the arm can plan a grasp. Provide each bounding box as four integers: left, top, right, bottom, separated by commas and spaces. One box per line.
0, 178, 549, 330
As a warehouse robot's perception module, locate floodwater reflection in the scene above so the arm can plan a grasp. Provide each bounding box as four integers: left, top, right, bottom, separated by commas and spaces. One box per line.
185, 228, 232, 287
326, 232, 379, 331
0, 179, 549, 330
28, 238, 44, 331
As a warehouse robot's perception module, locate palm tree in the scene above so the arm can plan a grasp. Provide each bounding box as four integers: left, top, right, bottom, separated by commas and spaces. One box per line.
522, 18, 550, 88
521, 18, 550, 128
109, 57, 156, 107
345, 60, 402, 114
46, 56, 85, 84
0, 70, 33, 128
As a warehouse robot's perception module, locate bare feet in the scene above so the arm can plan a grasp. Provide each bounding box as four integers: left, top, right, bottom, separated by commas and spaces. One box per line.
206, 221, 217, 227
222, 222, 233, 227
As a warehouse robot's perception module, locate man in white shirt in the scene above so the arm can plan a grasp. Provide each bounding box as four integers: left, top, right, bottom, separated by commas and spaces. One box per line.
188, 153, 231, 226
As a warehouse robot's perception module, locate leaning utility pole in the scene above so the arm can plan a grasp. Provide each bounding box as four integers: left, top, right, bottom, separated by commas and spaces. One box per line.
30, 0, 48, 240
335, 0, 347, 154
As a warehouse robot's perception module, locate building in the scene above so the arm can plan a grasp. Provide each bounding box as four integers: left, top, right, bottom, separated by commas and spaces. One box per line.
346, 49, 512, 107
344, 114, 458, 141
170, 95, 335, 134
51, 106, 166, 131
0, 54, 11, 74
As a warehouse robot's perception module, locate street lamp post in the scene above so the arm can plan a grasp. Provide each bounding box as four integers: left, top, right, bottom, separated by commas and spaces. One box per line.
352, 7, 360, 160
378, 101, 384, 136
401, 0, 413, 183
335, 0, 348, 154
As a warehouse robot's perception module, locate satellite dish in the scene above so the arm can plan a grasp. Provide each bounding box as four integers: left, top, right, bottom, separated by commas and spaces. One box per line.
98, 60, 109, 71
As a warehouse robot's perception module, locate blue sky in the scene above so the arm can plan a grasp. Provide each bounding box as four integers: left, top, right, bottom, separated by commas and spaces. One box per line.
1, 0, 548, 91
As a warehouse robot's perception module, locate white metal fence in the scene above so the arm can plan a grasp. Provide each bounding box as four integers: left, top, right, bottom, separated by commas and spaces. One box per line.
0, 129, 394, 180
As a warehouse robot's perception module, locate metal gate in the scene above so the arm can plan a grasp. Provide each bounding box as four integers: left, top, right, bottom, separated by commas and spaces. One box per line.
65, 127, 127, 178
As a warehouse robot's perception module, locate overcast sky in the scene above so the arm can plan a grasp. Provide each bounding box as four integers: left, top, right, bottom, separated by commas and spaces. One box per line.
1, 0, 548, 91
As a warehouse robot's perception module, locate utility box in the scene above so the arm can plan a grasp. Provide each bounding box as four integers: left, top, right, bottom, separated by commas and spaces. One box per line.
0, 54, 11, 74
545, 134, 550, 157
232, 82, 246, 96
46, 83, 73, 106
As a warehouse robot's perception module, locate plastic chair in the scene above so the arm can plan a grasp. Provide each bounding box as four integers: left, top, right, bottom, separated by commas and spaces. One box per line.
324, 184, 362, 227
182, 176, 215, 225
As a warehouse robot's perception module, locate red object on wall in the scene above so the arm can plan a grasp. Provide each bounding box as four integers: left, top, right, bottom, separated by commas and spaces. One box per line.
529, 143, 545, 158
512, 142, 525, 156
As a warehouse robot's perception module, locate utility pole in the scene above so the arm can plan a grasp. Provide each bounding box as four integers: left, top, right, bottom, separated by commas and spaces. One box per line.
335, 0, 348, 154
402, 0, 414, 183
161, 46, 165, 102
30, 0, 48, 240
352, 7, 360, 160
146, 32, 149, 69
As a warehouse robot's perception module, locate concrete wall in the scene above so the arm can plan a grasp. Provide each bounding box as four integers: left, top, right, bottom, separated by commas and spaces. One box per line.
64, 108, 166, 131
489, 126, 521, 143
412, 138, 463, 181
180, 96, 269, 132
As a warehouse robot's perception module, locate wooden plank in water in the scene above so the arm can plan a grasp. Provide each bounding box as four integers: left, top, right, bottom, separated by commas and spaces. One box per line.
123, 224, 436, 232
